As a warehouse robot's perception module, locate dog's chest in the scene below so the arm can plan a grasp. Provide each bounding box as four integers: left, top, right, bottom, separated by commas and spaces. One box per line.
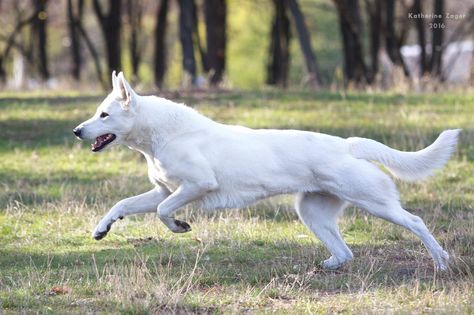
145, 156, 179, 192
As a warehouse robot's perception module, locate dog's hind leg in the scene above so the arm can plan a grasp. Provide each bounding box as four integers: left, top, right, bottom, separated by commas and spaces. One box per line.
340, 161, 449, 271
92, 187, 169, 240
380, 205, 448, 270
295, 192, 353, 269
353, 198, 449, 271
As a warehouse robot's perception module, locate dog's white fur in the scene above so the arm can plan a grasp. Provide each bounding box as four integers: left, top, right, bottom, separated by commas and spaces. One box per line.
75, 72, 460, 271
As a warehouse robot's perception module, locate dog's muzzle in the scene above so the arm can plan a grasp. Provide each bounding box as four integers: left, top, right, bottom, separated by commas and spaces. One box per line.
73, 127, 83, 139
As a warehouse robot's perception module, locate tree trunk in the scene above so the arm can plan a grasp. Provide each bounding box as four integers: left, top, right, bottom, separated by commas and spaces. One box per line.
334, 0, 368, 85
67, 0, 84, 81
287, 0, 322, 88
0, 56, 5, 82
383, 0, 409, 75
204, 0, 226, 86
154, 0, 169, 88
178, 0, 197, 85
93, 0, 122, 79
366, 0, 381, 82
127, 0, 143, 83
430, 0, 444, 77
384, 0, 397, 62
192, 1, 209, 74
413, 0, 426, 75
266, 0, 291, 87
33, 0, 49, 80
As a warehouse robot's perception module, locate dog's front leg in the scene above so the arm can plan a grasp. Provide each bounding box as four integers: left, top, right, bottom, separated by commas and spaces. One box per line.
93, 187, 169, 240
157, 180, 217, 233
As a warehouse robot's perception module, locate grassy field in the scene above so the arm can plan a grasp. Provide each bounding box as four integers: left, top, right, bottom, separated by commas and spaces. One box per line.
0, 90, 473, 313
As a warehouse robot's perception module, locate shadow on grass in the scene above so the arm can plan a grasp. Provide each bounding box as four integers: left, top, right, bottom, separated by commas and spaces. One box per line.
0, 118, 82, 150
0, 169, 149, 208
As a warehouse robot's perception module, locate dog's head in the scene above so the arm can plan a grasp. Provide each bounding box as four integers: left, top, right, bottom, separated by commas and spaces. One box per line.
73, 71, 138, 152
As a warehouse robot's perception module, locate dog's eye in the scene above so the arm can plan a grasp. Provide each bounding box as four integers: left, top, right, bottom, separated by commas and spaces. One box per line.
100, 112, 109, 118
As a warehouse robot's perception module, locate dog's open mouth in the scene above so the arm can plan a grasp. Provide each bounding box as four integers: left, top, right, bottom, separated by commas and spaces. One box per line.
91, 133, 116, 152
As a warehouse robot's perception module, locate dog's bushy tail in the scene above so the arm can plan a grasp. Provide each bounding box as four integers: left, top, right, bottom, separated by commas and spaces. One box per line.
347, 129, 461, 182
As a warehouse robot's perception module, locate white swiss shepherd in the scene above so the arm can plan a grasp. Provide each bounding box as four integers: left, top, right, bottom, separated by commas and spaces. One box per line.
74, 72, 460, 271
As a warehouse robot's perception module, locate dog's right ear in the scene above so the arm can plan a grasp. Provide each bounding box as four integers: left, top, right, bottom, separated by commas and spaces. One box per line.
116, 72, 134, 110
111, 70, 119, 91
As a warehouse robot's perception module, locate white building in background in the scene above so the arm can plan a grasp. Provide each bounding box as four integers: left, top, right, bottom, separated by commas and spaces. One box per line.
400, 40, 474, 84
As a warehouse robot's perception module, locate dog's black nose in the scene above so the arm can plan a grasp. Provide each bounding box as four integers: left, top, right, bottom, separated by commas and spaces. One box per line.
73, 127, 82, 138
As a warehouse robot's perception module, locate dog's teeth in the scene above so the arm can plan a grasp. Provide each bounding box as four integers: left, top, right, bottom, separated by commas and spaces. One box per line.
90, 134, 115, 152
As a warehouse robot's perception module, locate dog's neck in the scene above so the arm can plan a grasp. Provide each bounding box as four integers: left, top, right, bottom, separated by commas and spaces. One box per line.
122, 95, 211, 156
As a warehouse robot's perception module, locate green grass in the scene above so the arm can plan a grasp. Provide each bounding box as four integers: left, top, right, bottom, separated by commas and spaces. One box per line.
0, 90, 473, 313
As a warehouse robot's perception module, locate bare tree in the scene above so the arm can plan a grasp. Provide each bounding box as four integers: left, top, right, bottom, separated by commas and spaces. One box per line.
334, 0, 368, 85
267, 0, 291, 87
67, 0, 84, 81
429, 0, 444, 77
287, 0, 322, 88
383, 0, 408, 75
32, 0, 49, 80
127, 0, 143, 83
66, 0, 105, 87
93, 0, 122, 79
76, 23, 106, 88
154, 0, 169, 88
412, 0, 426, 75
178, 0, 197, 85
366, 0, 381, 81
193, 1, 209, 74
204, 0, 227, 86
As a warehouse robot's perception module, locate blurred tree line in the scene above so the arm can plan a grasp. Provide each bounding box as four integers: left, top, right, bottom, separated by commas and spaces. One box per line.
0, 0, 472, 90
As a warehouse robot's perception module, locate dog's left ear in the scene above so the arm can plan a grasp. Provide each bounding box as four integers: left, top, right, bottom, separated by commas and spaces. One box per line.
116, 72, 135, 110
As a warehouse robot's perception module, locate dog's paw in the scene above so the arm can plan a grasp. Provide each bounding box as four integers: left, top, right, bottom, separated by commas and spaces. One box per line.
171, 219, 192, 233
322, 256, 343, 270
434, 250, 450, 271
92, 223, 112, 240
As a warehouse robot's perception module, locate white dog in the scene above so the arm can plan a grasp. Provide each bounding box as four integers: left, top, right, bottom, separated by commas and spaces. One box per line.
74, 72, 460, 271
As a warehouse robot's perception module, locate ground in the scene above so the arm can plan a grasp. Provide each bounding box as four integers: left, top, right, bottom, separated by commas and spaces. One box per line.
0, 90, 473, 313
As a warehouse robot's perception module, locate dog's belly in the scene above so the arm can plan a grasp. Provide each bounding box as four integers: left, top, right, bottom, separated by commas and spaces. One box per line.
196, 177, 323, 210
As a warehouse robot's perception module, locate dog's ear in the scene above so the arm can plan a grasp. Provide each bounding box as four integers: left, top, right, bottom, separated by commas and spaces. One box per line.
116, 72, 134, 110
111, 70, 119, 91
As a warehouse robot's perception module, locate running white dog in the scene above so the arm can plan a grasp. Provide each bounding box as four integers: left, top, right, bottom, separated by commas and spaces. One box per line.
74, 72, 460, 271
